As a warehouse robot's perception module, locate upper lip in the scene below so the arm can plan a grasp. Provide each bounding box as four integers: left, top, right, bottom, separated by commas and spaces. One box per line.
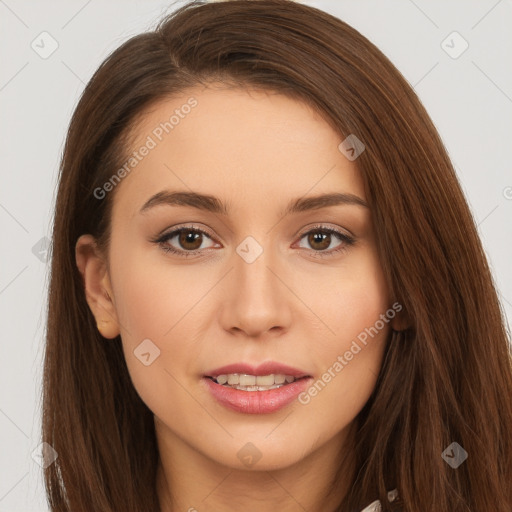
204, 361, 311, 379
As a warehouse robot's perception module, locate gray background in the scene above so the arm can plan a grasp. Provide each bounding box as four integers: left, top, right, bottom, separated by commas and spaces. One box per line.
0, 0, 511, 510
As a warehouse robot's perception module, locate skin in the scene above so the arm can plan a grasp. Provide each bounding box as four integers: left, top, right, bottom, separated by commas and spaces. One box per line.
76, 84, 405, 512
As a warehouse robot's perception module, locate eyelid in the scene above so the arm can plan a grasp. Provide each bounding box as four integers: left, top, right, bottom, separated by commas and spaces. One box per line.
294, 222, 354, 239
152, 222, 215, 239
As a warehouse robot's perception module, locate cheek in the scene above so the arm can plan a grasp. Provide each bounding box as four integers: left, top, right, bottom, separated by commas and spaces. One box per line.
106, 247, 191, 405
110, 245, 192, 338
315, 249, 391, 350
298, 250, 391, 410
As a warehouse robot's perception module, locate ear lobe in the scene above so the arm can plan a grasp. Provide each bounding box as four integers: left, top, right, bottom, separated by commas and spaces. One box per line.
75, 234, 120, 339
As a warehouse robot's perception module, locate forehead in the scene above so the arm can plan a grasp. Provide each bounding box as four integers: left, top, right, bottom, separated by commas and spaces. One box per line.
110, 84, 366, 220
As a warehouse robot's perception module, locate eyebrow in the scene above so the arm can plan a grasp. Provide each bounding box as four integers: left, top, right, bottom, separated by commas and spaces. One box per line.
139, 190, 369, 216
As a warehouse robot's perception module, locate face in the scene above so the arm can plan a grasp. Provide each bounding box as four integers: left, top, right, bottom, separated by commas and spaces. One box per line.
77, 84, 398, 474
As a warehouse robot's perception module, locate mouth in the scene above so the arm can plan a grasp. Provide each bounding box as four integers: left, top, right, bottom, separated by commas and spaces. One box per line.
204, 373, 310, 391
202, 361, 312, 408
204, 361, 311, 391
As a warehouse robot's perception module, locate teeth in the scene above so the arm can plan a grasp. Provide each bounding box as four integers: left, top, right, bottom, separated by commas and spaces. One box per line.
214, 373, 298, 388
239, 374, 256, 386
216, 374, 228, 385
255, 375, 274, 386
274, 374, 286, 384
230, 384, 284, 391
227, 374, 239, 385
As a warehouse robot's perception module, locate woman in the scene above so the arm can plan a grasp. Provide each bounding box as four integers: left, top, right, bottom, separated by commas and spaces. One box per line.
42, 1, 512, 511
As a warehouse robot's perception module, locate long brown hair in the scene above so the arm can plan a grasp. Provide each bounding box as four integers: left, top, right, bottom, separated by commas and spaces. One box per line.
42, 1, 512, 510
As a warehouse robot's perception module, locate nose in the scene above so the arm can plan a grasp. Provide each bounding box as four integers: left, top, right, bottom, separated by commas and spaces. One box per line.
219, 237, 293, 339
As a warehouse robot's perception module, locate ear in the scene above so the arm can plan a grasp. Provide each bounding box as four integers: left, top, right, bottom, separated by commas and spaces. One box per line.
389, 301, 412, 332
75, 234, 120, 339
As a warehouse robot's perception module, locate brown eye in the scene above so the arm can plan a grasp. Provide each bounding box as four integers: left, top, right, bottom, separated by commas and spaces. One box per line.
178, 229, 203, 251
296, 225, 355, 258
306, 231, 332, 251
156, 226, 217, 256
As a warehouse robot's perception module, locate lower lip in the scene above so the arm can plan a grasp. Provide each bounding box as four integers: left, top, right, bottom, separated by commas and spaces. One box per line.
202, 376, 313, 414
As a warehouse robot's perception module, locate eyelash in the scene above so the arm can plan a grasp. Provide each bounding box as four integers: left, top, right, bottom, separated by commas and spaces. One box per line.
153, 224, 355, 259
